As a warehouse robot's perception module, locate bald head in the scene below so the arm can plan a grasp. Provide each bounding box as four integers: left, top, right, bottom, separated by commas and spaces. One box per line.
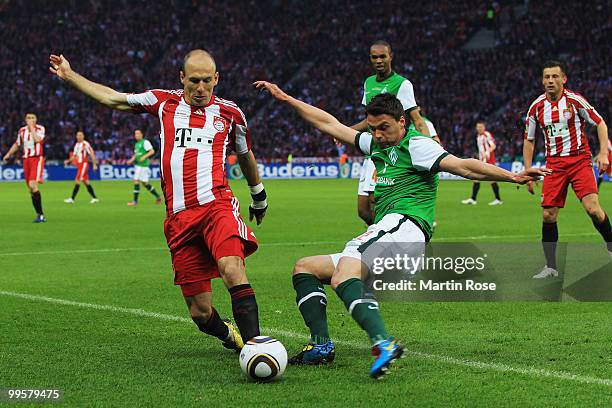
182, 49, 216, 74
180, 49, 219, 107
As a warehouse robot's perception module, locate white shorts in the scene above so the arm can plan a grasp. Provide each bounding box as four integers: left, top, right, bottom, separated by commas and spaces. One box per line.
329, 213, 426, 268
357, 157, 376, 196
133, 166, 151, 182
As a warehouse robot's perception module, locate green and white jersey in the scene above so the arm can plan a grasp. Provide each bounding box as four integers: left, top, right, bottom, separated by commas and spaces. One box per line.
134, 139, 154, 167
354, 128, 448, 239
361, 72, 417, 111
408, 116, 438, 138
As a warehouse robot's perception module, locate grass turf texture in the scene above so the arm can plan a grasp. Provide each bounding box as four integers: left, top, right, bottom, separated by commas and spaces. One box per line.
1, 179, 610, 407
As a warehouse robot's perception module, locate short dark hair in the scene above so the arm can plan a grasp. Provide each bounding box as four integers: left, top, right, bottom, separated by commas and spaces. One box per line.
370, 40, 392, 54
182, 49, 216, 72
476, 120, 486, 126
542, 60, 566, 74
365, 93, 404, 121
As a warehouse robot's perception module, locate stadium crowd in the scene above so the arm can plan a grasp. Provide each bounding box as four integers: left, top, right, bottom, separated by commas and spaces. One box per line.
1, 0, 609, 163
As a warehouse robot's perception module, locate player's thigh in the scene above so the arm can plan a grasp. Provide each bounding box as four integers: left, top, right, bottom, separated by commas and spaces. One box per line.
294, 255, 335, 282
203, 197, 258, 261
570, 159, 598, 202
333, 213, 411, 271
542, 169, 570, 208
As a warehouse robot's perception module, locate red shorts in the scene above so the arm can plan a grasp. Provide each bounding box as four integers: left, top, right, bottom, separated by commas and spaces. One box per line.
75, 162, 89, 182
23, 156, 44, 184
542, 155, 597, 208
163, 195, 258, 296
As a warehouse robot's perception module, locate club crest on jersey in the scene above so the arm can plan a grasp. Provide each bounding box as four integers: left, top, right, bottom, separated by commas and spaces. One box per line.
213, 116, 227, 132
563, 105, 574, 120
389, 147, 398, 165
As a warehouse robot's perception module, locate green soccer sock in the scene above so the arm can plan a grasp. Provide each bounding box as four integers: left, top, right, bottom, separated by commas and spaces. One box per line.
133, 184, 140, 203
293, 273, 330, 345
335, 278, 388, 345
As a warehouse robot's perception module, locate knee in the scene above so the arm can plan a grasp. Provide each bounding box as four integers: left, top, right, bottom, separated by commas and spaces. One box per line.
585, 205, 604, 221
218, 257, 245, 283
293, 257, 313, 276
542, 209, 558, 223
330, 272, 344, 291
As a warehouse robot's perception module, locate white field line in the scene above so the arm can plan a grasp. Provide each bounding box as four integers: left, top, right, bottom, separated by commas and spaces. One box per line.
0, 232, 598, 257
1, 290, 610, 387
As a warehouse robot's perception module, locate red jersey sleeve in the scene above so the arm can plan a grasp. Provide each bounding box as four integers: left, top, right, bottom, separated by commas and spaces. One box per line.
567, 92, 603, 126
15, 128, 23, 146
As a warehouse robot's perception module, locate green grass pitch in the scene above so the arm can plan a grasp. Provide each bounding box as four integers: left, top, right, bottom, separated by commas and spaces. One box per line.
1, 179, 611, 407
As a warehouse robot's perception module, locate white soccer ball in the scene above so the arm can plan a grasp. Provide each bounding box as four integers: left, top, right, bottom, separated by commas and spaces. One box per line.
239, 336, 287, 382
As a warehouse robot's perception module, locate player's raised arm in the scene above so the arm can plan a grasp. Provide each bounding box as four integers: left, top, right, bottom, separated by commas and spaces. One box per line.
49, 54, 131, 111
438, 154, 550, 184
254, 81, 357, 146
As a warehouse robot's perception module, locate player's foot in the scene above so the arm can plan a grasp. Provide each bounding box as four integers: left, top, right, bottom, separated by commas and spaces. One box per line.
127, 201, 137, 206
288, 341, 335, 365
33, 215, 47, 223
63, 198, 74, 203
370, 339, 405, 380
461, 198, 477, 205
221, 320, 244, 352
488, 199, 503, 206
155, 197, 162, 204
90, 198, 99, 204
532, 265, 559, 279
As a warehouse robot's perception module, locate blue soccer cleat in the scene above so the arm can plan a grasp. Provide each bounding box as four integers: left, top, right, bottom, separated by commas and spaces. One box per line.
370, 339, 405, 379
33, 215, 47, 223
288, 341, 335, 365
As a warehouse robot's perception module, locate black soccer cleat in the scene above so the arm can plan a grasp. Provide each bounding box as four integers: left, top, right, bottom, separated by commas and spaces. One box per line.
288, 341, 335, 365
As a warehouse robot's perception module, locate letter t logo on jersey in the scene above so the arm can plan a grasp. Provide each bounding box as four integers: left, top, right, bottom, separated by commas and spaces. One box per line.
175, 128, 193, 147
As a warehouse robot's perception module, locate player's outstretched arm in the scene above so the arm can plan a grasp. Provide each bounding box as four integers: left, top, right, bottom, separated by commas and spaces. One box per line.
3, 144, 18, 162
595, 121, 609, 175
438, 155, 551, 184
254, 81, 357, 145
49, 54, 131, 111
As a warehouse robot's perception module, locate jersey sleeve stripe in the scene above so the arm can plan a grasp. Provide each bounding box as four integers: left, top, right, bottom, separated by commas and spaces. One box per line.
430, 152, 449, 173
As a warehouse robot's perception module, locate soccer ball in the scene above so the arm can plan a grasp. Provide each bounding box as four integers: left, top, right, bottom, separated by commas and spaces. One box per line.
239, 336, 287, 382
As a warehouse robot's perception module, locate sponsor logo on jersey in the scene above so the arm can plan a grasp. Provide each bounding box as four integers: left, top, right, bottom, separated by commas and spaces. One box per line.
377, 177, 395, 186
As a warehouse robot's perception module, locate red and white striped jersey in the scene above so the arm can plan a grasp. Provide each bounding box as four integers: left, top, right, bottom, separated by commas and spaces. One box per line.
126, 90, 251, 214
72, 141, 94, 164
477, 131, 495, 162
524, 89, 603, 157
16, 125, 46, 158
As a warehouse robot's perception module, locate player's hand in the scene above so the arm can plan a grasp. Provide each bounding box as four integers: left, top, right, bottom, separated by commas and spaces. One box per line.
526, 181, 535, 194
93, 164, 98, 171
2, 154, 10, 162
596, 152, 609, 176
249, 204, 267, 225
64, 159, 69, 166
49, 54, 72, 80
248, 183, 268, 225
253, 81, 291, 102
513, 167, 551, 185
